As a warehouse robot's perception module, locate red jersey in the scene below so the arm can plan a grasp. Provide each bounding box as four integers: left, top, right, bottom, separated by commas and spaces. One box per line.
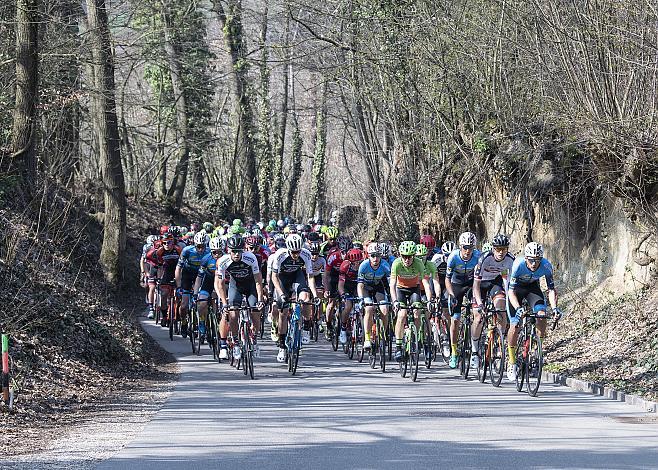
339, 259, 359, 283
326, 250, 344, 276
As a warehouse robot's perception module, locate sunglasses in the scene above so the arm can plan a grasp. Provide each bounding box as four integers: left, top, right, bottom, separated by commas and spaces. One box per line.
164, 240, 174, 245
401, 254, 414, 259
493, 246, 508, 252
461, 245, 474, 250
290, 250, 301, 255
211, 250, 222, 255
527, 257, 542, 264
369, 253, 381, 258
195, 244, 206, 249
230, 249, 243, 254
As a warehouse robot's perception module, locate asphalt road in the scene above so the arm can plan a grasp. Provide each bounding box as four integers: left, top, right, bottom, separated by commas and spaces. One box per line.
97, 318, 658, 470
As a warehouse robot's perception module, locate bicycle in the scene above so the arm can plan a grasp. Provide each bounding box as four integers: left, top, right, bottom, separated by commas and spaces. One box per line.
515, 307, 559, 397
364, 300, 391, 372
309, 293, 325, 342
166, 286, 181, 341
454, 297, 474, 380
428, 298, 451, 365
340, 296, 363, 361
398, 302, 423, 382
283, 299, 316, 375
225, 304, 259, 379
206, 297, 220, 361
183, 291, 200, 355
474, 299, 507, 386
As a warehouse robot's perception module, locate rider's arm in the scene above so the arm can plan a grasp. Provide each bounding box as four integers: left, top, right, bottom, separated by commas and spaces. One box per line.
547, 288, 558, 310
272, 271, 285, 297
254, 272, 264, 303
432, 276, 442, 299
421, 277, 432, 300
473, 277, 483, 306
508, 288, 521, 310
445, 277, 455, 298
214, 266, 228, 305
357, 281, 365, 299
389, 275, 397, 303
338, 278, 346, 296
193, 273, 202, 296
174, 265, 182, 289
308, 274, 318, 299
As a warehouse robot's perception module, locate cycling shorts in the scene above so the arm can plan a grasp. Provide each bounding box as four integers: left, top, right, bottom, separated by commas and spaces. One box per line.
275, 270, 310, 308
507, 282, 545, 321
228, 282, 258, 308
449, 283, 474, 320
181, 269, 198, 292
396, 286, 421, 307
479, 276, 505, 301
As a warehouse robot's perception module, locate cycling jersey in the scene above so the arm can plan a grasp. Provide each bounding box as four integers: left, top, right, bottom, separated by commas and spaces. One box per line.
326, 250, 344, 276
421, 258, 437, 280
309, 256, 326, 277
197, 254, 218, 297
178, 245, 210, 273
445, 249, 481, 285
338, 260, 359, 283
357, 259, 391, 287
509, 257, 555, 290
217, 251, 260, 286
270, 248, 313, 276
320, 241, 337, 256
390, 258, 425, 289
147, 245, 182, 283
474, 251, 515, 281
430, 253, 448, 277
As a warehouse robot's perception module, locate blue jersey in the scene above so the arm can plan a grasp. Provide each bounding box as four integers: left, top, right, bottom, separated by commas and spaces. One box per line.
178, 245, 210, 273
385, 255, 396, 266
197, 253, 218, 278
445, 249, 481, 285
509, 257, 555, 290
357, 259, 391, 287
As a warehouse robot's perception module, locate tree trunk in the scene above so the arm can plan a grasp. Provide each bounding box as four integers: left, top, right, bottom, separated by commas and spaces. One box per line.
9, 0, 39, 194
192, 156, 207, 199
256, 1, 272, 220
86, 0, 127, 286
307, 81, 328, 219
271, 13, 290, 217
162, 0, 191, 214
285, 118, 302, 214
211, 0, 259, 217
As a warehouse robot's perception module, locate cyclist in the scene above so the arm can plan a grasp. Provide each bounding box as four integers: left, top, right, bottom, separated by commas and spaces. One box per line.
323, 235, 351, 340
470, 234, 514, 369
141, 235, 159, 318
320, 226, 339, 255
215, 235, 265, 359
175, 232, 210, 337
266, 237, 287, 342
506, 242, 561, 381
390, 241, 431, 362
308, 240, 327, 334
415, 243, 441, 301
379, 242, 396, 266
357, 243, 391, 350
146, 232, 182, 325
270, 233, 319, 362
337, 248, 364, 344
194, 237, 223, 345
445, 232, 481, 369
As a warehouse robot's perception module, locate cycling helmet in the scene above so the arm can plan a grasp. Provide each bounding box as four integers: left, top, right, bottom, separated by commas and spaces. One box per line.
308, 241, 321, 254
524, 242, 544, 258
419, 234, 436, 250
209, 237, 222, 251
227, 235, 245, 251
257, 221, 265, 230
169, 226, 181, 238
159, 225, 170, 235
352, 240, 364, 250
190, 223, 199, 232
482, 242, 493, 252
203, 222, 214, 233
324, 226, 339, 239
398, 241, 417, 256
441, 241, 456, 255
492, 234, 511, 247
245, 235, 260, 247
337, 235, 352, 252
277, 219, 285, 228
458, 231, 477, 247
415, 243, 428, 257
286, 233, 304, 251
229, 225, 243, 235
346, 248, 363, 262
307, 231, 321, 242
146, 235, 158, 245
194, 232, 209, 246
379, 242, 392, 257
274, 238, 287, 249
232, 218, 243, 227
295, 224, 305, 233
366, 242, 380, 256
179, 226, 188, 235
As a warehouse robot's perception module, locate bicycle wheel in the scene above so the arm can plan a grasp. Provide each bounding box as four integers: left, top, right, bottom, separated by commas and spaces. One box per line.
458, 321, 467, 377
489, 326, 505, 387
423, 319, 433, 369
242, 323, 250, 376
477, 328, 488, 383
526, 333, 543, 396
399, 330, 408, 378
440, 316, 451, 364
259, 307, 266, 339
208, 311, 218, 360
168, 299, 175, 341
291, 321, 301, 375
348, 325, 355, 360
368, 323, 377, 369
410, 325, 420, 382
356, 319, 365, 363
190, 308, 199, 355
515, 334, 526, 392
379, 320, 387, 373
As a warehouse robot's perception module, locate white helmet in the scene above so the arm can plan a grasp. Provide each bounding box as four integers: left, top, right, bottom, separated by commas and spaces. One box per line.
458, 232, 477, 247
366, 242, 380, 255
379, 242, 391, 257
257, 221, 264, 230
194, 232, 209, 246
209, 237, 222, 251
524, 242, 544, 258
441, 241, 456, 255
286, 233, 304, 251
146, 235, 158, 245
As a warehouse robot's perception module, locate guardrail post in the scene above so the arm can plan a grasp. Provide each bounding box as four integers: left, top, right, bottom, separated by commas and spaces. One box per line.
2, 333, 9, 406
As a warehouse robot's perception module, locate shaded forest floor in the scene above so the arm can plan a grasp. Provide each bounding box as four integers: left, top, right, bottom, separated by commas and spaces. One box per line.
0, 189, 203, 457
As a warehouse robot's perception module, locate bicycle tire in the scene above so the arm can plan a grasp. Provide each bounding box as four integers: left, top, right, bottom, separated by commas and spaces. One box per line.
515, 334, 526, 392
168, 298, 175, 341
489, 326, 505, 387
368, 330, 377, 369
259, 307, 266, 339
440, 316, 451, 364
190, 307, 199, 355
477, 328, 488, 383
458, 321, 466, 376
379, 320, 387, 373
291, 320, 301, 375
348, 328, 355, 360
356, 319, 365, 363
331, 320, 340, 351
242, 322, 250, 376
423, 318, 433, 369
526, 333, 543, 397
208, 311, 218, 360
410, 325, 420, 382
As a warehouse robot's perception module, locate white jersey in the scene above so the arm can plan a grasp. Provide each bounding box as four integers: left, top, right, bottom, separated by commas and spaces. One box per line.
474, 251, 515, 282
309, 256, 326, 276
270, 247, 313, 276
217, 251, 260, 283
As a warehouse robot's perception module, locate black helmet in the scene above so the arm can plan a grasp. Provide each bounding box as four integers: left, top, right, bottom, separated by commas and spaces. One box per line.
226, 235, 245, 250
309, 242, 321, 254
492, 234, 511, 247
307, 231, 321, 242
274, 238, 287, 249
